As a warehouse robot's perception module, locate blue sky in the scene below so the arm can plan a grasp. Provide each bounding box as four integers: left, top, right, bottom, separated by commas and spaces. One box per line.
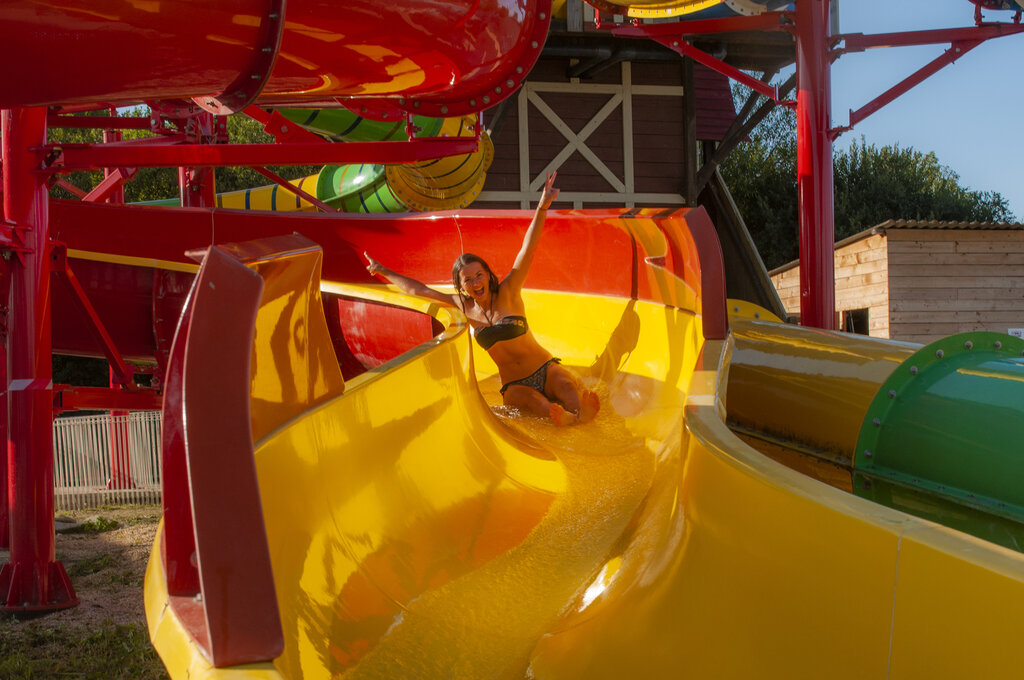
830, 0, 1024, 219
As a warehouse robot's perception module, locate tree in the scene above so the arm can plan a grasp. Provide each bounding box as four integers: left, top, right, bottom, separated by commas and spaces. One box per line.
720, 96, 1016, 270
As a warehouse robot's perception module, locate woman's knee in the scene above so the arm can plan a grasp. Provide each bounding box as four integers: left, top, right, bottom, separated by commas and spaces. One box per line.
546, 366, 581, 397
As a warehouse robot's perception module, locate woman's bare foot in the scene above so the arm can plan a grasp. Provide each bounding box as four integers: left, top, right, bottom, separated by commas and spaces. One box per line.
579, 390, 600, 423
549, 403, 575, 426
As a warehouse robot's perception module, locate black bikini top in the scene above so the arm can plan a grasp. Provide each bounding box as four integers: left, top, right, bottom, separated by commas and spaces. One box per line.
474, 315, 528, 351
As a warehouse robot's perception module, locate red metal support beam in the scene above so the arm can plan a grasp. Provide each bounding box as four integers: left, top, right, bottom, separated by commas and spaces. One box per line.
843, 39, 984, 132
47, 114, 154, 131
177, 112, 218, 208
0, 108, 77, 612
795, 0, 835, 330
0, 257, 9, 550
52, 178, 87, 199
242, 106, 328, 145
828, 20, 1024, 136
100, 117, 126, 205
613, 11, 793, 38
644, 36, 784, 103
82, 166, 137, 203
41, 138, 479, 171
53, 386, 162, 413
836, 22, 1024, 53
50, 244, 139, 392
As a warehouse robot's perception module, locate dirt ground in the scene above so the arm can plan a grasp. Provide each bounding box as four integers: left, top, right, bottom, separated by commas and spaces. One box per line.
0, 505, 165, 676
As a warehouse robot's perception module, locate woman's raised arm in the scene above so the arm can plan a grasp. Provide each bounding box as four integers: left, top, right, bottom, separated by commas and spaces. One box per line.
364, 252, 455, 305
505, 172, 559, 291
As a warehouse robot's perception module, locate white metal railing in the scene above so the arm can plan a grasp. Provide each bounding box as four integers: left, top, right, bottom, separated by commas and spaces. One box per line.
52, 411, 162, 511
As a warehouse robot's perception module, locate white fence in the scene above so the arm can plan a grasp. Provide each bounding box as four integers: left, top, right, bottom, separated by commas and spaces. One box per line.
52, 411, 162, 511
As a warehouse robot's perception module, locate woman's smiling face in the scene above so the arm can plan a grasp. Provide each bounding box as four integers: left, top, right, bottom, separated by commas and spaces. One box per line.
458, 262, 490, 303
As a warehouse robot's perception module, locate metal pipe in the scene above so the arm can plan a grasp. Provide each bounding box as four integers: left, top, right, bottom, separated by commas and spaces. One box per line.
0, 108, 77, 612
794, 0, 835, 329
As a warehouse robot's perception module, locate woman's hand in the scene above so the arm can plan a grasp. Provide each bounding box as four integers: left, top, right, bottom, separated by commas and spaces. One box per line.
539, 171, 559, 210
364, 251, 385, 277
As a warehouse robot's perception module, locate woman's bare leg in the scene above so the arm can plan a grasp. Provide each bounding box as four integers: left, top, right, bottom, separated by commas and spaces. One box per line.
546, 364, 600, 424
504, 384, 577, 426
503, 384, 554, 417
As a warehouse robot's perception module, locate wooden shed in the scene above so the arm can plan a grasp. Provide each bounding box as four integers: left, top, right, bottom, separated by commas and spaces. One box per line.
770, 219, 1024, 344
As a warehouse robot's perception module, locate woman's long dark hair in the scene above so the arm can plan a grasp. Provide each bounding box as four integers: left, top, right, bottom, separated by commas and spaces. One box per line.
452, 253, 500, 305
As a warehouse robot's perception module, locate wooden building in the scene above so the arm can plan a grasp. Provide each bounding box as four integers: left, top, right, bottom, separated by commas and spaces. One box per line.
770, 219, 1024, 344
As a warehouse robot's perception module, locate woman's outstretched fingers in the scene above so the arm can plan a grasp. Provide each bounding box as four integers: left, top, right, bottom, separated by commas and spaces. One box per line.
539, 172, 559, 209
364, 251, 380, 276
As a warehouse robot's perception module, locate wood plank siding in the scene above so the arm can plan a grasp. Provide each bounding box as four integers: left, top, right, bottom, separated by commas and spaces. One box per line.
771, 227, 1024, 344
771, 233, 889, 336
887, 230, 1024, 343
479, 58, 734, 209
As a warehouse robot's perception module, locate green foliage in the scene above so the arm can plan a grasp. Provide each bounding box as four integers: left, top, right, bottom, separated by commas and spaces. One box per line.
48, 107, 320, 203
834, 137, 1014, 236
53, 355, 109, 387
720, 89, 1016, 270
0, 621, 168, 680
64, 516, 121, 535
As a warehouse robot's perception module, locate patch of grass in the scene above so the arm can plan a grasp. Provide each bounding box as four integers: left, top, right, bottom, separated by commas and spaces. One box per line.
107, 569, 141, 587
0, 620, 168, 679
67, 553, 117, 577
65, 516, 121, 535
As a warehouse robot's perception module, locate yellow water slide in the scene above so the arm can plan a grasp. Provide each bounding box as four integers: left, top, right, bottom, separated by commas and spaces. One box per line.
143, 206, 1024, 679
552, 0, 787, 20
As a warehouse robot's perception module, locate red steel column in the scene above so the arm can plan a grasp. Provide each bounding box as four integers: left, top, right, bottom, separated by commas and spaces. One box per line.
0, 259, 8, 550
102, 118, 135, 492
108, 367, 134, 490
102, 111, 126, 205
795, 0, 836, 329
178, 112, 217, 208
0, 108, 77, 611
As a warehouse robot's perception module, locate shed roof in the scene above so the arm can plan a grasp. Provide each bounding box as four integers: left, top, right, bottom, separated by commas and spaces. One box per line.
769, 219, 1024, 275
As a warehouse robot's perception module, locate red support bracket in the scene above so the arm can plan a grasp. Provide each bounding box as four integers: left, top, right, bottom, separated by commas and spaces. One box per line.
833, 38, 985, 137
0, 221, 31, 267
248, 166, 339, 213
52, 178, 87, 199
49, 243, 139, 391
242, 106, 327, 145
644, 35, 789, 105
830, 21, 1024, 136
81, 166, 138, 203
835, 21, 1024, 55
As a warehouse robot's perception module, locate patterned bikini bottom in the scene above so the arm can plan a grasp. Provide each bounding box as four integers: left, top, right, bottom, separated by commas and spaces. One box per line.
499, 358, 561, 396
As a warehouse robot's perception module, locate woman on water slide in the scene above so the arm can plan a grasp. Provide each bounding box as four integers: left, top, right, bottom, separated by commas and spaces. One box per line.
363, 173, 600, 426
